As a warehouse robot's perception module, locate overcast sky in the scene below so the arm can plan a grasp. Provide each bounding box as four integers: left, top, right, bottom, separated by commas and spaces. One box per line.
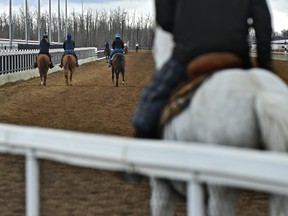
0, 0, 288, 33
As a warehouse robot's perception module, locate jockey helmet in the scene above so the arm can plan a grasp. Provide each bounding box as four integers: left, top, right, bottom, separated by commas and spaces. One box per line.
115, 33, 121, 38
43, 33, 48, 38
67, 33, 72, 39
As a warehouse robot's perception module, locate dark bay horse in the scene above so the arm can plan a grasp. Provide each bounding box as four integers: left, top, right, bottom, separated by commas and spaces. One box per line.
124, 46, 128, 55
37, 54, 50, 86
104, 48, 111, 63
63, 54, 76, 86
111, 53, 125, 87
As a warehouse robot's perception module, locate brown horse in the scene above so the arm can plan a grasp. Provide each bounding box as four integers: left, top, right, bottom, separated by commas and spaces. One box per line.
104, 48, 111, 63
37, 54, 50, 86
111, 53, 125, 87
124, 46, 128, 55
63, 54, 76, 86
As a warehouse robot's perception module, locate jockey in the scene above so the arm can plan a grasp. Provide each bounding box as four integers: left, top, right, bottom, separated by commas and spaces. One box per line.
132, 0, 273, 139
33, 33, 54, 69
59, 33, 79, 68
105, 41, 110, 50
108, 33, 124, 67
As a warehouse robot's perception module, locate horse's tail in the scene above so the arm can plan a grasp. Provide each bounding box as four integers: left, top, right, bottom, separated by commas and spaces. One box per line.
40, 57, 47, 75
255, 92, 288, 152
255, 92, 288, 216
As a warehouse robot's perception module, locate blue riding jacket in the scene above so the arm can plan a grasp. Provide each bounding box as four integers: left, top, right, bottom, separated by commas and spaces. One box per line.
63, 39, 75, 55
39, 38, 50, 54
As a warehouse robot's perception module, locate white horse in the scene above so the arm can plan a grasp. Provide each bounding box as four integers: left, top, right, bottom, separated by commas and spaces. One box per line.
150, 67, 288, 216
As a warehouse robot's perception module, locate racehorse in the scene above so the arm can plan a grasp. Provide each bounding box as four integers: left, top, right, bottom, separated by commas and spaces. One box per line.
111, 53, 125, 87
63, 54, 76, 86
150, 65, 288, 216
124, 46, 128, 55
104, 48, 111, 63
37, 54, 50, 86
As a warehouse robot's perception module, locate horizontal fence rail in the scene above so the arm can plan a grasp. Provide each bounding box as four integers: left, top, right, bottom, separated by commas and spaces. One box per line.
0, 123, 288, 216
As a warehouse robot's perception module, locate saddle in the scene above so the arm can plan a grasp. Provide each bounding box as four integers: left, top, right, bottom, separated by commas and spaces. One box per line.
160, 52, 242, 126
111, 53, 125, 61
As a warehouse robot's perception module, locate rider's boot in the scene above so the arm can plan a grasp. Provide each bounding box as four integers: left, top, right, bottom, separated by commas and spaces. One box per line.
76, 61, 80, 67
49, 62, 54, 69
33, 62, 38, 68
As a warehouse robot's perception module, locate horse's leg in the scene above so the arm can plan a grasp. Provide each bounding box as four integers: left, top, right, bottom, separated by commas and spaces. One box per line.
121, 69, 125, 84
70, 70, 73, 86
269, 195, 288, 216
112, 68, 114, 83
116, 69, 119, 87
43, 72, 47, 86
150, 178, 177, 216
207, 185, 239, 216
40, 75, 43, 85
65, 71, 69, 86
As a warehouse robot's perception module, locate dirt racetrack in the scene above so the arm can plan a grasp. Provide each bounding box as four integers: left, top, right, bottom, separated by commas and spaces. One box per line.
0, 51, 287, 216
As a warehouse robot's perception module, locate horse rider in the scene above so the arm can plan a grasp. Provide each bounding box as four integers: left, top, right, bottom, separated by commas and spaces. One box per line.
132, 0, 273, 139
105, 41, 110, 50
33, 32, 54, 69
59, 33, 79, 68
135, 42, 139, 52
108, 33, 124, 67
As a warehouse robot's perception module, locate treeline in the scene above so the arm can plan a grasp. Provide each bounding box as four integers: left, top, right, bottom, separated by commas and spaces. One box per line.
0, 6, 154, 48
249, 28, 288, 43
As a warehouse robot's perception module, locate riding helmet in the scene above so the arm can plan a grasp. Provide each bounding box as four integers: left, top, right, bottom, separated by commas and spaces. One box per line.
67, 33, 72, 39
115, 33, 121, 38
43, 32, 48, 38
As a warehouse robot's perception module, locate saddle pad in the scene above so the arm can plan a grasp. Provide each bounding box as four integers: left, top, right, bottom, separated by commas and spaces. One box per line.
111, 53, 125, 61
160, 75, 208, 126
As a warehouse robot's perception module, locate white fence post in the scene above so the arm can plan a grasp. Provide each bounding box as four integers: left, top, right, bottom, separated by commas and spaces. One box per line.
26, 149, 39, 216
188, 179, 205, 216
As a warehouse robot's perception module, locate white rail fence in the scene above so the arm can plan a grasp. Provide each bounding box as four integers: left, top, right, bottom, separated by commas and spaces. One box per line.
0, 48, 105, 86
0, 123, 288, 216
0, 47, 99, 75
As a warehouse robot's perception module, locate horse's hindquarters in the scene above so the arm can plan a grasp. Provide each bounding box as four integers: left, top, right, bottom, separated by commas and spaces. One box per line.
37, 54, 49, 86
63, 55, 76, 86
160, 68, 288, 216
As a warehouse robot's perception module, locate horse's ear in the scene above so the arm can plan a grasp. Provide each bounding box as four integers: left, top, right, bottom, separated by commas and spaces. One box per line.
186, 52, 242, 80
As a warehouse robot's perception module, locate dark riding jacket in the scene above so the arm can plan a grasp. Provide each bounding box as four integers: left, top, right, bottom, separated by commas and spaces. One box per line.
63, 39, 76, 54
39, 38, 50, 54
155, 0, 272, 69
112, 39, 124, 49
105, 42, 110, 49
